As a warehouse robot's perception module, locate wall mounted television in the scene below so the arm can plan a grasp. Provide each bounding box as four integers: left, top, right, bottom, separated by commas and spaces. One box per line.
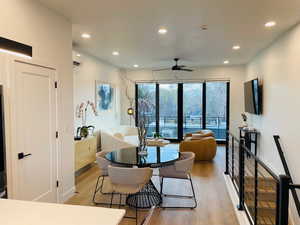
244, 78, 262, 115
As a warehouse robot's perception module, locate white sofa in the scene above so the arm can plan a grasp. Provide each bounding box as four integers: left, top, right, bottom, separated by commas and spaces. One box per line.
99, 126, 139, 152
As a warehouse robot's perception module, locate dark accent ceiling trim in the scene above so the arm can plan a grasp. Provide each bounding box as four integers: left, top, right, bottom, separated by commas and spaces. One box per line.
0, 37, 32, 58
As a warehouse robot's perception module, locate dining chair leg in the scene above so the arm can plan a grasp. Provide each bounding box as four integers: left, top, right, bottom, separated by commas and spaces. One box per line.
99, 176, 111, 195
189, 175, 197, 209
160, 177, 164, 195
119, 194, 122, 209
92, 175, 101, 204
161, 175, 197, 209
110, 192, 114, 208
92, 175, 116, 206
135, 195, 138, 225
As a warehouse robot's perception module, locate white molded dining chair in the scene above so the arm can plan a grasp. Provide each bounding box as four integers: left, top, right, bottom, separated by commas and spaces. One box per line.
108, 165, 153, 225
159, 151, 197, 209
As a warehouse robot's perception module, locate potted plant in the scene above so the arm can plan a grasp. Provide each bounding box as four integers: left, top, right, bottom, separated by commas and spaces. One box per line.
153, 132, 161, 140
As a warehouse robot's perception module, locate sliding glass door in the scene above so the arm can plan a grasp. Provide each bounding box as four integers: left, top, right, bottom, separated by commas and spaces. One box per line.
136, 83, 156, 137
183, 83, 203, 135
136, 81, 229, 141
159, 84, 178, 139
206, 82, 228, 140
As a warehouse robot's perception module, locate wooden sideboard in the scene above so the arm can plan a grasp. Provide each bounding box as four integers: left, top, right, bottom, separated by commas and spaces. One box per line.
75, 136, 97, 172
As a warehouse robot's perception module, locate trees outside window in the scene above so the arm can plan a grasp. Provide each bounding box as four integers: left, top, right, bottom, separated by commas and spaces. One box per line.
136, 81, 228, 140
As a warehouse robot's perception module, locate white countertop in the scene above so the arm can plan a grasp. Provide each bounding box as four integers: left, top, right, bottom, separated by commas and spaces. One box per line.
0, 199, 125, 225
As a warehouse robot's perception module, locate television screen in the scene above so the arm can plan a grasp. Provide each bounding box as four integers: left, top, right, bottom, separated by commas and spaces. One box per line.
244, 79, 261, 114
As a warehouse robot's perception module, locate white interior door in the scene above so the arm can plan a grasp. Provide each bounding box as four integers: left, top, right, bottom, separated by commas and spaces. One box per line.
11, 61, 57, 202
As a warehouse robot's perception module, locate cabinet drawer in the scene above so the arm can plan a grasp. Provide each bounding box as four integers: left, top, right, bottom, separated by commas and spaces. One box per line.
75, 136, 97, 171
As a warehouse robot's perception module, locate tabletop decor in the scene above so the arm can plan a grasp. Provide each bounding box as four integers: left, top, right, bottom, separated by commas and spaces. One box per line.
137, 89, 154, 156
137, 113, 148, 156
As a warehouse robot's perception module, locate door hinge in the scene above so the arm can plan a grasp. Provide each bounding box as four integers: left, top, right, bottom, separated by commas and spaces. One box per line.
56, 131, 59, 138
54, 81, 58, 88
56, 180, 59, 188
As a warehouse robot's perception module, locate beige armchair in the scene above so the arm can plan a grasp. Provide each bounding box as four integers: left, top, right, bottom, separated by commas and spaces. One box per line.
180, 130, 217, 161
184, 129, 214, 138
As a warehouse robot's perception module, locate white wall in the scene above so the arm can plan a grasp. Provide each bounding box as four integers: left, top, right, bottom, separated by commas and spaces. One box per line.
247, 23, 300, 224
121, 65, 246, 135
0, 0, 74, 202
73, 50, 122, 132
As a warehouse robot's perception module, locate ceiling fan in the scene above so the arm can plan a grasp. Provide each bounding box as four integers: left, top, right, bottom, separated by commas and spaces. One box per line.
153, 58, 194, 72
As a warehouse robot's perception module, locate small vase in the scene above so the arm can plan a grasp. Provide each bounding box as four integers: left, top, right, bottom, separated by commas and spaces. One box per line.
242, 121, 248, 128
138, 142, 148, 156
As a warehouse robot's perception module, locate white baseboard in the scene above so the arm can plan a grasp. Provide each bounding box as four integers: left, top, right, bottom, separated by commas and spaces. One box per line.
223, 174, 251, 225
61, 186, 75, 203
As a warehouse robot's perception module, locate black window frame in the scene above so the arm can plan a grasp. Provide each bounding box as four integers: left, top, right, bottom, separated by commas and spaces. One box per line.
135, 82, 230, 143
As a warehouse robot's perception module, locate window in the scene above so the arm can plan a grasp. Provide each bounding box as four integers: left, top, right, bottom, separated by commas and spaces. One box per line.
136, 81, 229, 141
183, 83, 203, 135
206, 82, 227, 140
136, 83, 156, 137
159, 84, 178, 139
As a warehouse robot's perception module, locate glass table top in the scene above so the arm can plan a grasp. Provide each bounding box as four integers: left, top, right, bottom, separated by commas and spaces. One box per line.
105, 145, 180, 167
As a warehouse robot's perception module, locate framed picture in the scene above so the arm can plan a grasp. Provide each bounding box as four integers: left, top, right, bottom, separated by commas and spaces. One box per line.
95, 81, 114, 111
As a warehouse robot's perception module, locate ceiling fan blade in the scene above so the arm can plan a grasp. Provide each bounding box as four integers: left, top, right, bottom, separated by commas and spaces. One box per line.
180, 68, 193, 72
178, 65, 186, 67
152, 68, 170, 72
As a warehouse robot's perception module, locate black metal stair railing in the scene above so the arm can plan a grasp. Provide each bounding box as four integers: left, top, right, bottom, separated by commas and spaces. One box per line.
225, 131, 290, 225
273, 135, 300, 217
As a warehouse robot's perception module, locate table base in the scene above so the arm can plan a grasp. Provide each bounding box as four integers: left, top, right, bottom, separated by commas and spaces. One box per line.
126, 180, 162, 209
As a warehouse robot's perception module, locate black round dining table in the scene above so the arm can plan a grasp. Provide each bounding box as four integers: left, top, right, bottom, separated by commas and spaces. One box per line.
105, 145, 180, 168
105, 145, 180, 208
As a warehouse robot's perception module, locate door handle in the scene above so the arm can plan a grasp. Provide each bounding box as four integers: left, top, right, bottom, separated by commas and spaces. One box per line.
18, 152, 32, 160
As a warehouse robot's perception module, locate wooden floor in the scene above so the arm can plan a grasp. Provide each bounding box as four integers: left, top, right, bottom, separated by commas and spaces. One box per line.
66, 146, 239, 225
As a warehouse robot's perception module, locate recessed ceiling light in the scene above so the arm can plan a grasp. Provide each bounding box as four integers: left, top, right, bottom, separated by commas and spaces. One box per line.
133, 64, 139, 68
76, 54, 81, 57
158, 28, 168, 34
112, 51, 119, 56
232, 45, 240, 50
224, 60, 229, 64
265, 21, 276, 28
81, 33, 91, 39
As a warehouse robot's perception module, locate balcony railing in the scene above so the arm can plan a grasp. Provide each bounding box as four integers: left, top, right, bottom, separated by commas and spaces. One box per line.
225, 131, 294, 225
143, 115, 226, 139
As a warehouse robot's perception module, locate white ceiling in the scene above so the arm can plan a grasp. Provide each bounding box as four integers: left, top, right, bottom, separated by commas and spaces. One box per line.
38, 0, 300, 69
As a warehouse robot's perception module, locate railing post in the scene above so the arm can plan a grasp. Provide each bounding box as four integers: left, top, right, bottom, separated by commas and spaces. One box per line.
277, 175, 290, 225
238, 138, 245, 210
224, 131, 229, 175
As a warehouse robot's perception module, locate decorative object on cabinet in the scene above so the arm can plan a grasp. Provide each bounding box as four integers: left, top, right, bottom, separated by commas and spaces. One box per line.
241, 113, 248, 128
239, 127, 259, 155
95, 81, 114, 111
75, 100, 98, 126
75, 136, 97, 172
75, 125, 95, 140
74, 127, 82, 141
